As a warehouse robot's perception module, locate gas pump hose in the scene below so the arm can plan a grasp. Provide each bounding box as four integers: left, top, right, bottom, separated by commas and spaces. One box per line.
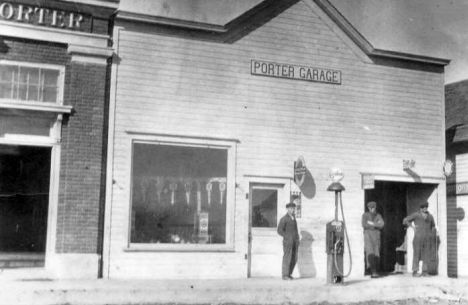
334, 192, 353, 277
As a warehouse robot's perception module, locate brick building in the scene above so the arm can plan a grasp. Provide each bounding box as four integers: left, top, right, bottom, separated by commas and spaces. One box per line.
0, 0, 116, 278
445, 80, 468, 277
103, 0, 450, 279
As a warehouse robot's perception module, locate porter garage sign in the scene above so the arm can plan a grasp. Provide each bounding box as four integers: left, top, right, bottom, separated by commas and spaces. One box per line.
251, 59, 341, 85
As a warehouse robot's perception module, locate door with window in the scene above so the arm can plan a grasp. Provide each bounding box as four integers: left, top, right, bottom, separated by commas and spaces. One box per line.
248, 183, 285, 277
0, 61, 66, 268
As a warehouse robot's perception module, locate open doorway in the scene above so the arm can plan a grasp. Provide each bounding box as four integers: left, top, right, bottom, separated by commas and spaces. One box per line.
364, 181, 438, 275
0, 145, 51, 268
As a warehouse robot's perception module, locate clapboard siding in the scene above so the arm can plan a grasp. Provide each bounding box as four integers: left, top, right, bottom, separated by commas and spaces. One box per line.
455, 154, 468, 277
456, 154, 468, 179
457, 196, 468, 277
107, 0, 446, 279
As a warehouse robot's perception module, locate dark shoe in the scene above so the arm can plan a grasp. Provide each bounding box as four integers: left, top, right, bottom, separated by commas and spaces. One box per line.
412, 272, 420, 277
282, 276, 292, 280
288, 275, 294, 280
421, 272, 429, 277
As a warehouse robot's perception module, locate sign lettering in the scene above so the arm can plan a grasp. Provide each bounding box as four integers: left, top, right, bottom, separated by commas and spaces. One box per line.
361, 174, 375, 190
294, 156, 307, 187
447, 182, 468, 196
251, 60, 341, 85
0, 2, 86, 31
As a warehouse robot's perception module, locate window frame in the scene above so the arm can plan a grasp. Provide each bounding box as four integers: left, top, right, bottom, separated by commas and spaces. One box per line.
0, 60, 65, 105
125, 133, 237, 252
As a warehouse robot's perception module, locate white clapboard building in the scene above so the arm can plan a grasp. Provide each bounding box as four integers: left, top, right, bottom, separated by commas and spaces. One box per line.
103, 0, 450, 279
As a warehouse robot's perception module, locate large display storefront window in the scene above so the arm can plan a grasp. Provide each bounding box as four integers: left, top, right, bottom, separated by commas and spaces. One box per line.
129, 138, 235, 249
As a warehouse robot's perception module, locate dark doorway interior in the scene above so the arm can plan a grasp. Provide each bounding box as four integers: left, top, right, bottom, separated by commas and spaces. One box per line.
0, 145, 50, 267
365, 181, 408, 274
364, 181, 438, 275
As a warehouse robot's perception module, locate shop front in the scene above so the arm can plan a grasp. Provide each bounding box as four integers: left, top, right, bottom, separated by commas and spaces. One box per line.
104, 0, 449, 279
0, 0, 115, 278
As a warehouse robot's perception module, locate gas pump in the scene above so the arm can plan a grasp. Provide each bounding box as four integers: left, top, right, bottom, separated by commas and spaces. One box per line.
326, 168, 352, 284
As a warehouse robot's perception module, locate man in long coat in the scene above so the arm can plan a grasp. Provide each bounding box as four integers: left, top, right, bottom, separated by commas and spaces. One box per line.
403, 201, 436, 277
362, 201, 385, 278
277, 202, 300, 280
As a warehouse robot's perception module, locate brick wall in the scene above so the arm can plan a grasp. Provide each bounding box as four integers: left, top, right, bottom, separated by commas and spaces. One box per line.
57, 62, 108, 253
0, 38, 68, 65
0, 37, 109, 254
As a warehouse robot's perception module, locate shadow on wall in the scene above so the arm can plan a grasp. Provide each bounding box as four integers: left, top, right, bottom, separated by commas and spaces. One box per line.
297, 169, 316, 199
455, 207, 465, 221
404, 168, 422, 183
297, 230, 316, 278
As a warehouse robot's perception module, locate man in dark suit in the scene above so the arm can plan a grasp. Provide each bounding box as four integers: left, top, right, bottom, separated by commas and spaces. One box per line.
277, 202, 300, 280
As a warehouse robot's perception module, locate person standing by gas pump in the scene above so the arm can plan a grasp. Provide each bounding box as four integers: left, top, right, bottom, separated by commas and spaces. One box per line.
362, 201, 385, 278
277, 202, 300, 280
403, 201, 435, 277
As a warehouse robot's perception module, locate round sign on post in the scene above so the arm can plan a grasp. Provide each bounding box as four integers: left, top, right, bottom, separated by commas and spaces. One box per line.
443, 160, 454, 177
294, 156, 307, 187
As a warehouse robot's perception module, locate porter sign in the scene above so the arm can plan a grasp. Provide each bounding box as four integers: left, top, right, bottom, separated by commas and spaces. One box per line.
251, 60, 341, 85
0, 2, 87, 31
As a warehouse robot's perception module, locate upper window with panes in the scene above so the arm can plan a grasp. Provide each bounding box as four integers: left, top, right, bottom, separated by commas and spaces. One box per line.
0, 61, 64, 104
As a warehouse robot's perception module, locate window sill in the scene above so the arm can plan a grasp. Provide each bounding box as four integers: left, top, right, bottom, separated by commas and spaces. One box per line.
124, 244, 235, 253
0, 100, 72, 114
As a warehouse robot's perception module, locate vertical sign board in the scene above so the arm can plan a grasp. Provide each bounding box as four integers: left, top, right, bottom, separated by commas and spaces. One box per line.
198, 212, 209, 243
290, 191, 302, 218
361, 174, 375, 190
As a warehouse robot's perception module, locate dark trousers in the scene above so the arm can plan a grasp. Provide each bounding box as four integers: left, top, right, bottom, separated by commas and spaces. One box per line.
282, 239, 299, 277
364, 230, 380, 274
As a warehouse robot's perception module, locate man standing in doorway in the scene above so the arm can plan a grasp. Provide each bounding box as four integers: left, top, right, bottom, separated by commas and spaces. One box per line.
277, 202, 300, 280
403, 201, 436, 277
362, 201, 385, 278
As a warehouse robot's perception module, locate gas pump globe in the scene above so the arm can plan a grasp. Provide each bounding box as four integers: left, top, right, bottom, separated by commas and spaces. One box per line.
327, 168, 345, 220
326, 168, 351, 285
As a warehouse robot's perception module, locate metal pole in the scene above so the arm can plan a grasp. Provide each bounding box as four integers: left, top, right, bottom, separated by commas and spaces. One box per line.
335, 191, 339, 221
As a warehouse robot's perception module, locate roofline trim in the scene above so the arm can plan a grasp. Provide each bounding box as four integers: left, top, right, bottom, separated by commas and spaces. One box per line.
115, 0, 451, 66
115, 11, 228, 33
115, 0, 282, 34
314, 0, 450, 66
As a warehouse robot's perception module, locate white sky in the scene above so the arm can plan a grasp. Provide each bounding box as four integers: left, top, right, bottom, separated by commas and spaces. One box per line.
329, 0, 468, 84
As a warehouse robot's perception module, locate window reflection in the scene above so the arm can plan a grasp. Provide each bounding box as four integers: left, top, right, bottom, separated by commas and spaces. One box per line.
251, 189, 277, 228
130, 143, 227, 245
0, 64, 59, 103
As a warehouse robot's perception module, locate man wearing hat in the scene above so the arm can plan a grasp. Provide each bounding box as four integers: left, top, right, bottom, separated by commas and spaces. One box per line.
362, 201, 385, 278
277, 202, 300, 280
403, 201, 436, 277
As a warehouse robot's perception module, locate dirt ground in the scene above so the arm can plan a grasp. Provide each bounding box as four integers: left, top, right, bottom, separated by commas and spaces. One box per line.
312, 297, 468, 305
